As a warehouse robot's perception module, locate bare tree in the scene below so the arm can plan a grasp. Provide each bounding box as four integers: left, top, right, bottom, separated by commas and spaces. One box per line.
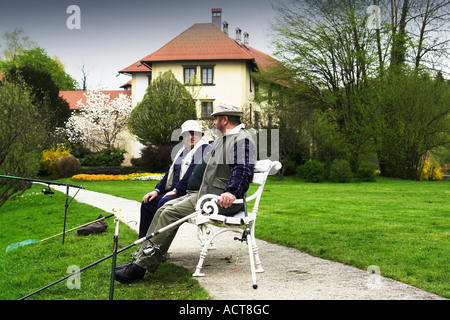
409, 0, 450, 73
376, 0, 450, 74
79, 64, 89, 90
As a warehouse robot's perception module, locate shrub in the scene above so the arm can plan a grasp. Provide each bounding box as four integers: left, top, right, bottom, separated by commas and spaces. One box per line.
282, 159, 299, 176
140, 144, 173, 172
70, 145, 92, 161
95, 147, 126, 166
0, 79, 48, 208
80, 147, 127, 166
41, 145, 71, 176
130, 157, 143, 167
329, 159, 353, 183
298, 159, 326, 182
55, 155, 81, 178
418, 161, 443, 181
356, 160, 376, 182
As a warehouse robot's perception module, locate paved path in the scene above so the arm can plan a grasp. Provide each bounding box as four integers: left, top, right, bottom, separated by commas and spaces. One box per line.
52, 185, 445, 300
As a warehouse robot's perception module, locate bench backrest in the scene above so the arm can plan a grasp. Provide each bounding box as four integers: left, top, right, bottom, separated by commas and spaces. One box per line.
246, 159, 282, 214
194, 159, 281, 219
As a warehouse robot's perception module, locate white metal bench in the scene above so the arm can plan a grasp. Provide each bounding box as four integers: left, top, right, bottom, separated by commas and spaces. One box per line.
188, 159, 282, 277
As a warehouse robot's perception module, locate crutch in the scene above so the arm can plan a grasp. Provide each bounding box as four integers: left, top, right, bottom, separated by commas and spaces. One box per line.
18, 211, 198, 300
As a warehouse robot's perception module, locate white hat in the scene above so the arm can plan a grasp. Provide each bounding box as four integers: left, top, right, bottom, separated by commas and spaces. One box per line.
180, 120, 202, 136
210, 102, 244, 117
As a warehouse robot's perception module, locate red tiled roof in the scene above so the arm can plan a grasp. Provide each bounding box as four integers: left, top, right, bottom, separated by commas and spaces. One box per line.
142, 23, 253, 62
119, 23, 278, 75
141, 23, 277, 69
60, 90, 131, 110
119, 59, 151, 74
244, 45, 279, 72
120, 80, 132, 88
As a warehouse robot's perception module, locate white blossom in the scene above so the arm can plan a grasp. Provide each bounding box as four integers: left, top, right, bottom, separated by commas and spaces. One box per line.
64, 90, 132, 151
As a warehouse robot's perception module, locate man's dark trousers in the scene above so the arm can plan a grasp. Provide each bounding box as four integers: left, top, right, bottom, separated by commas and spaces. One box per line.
139, 193, 179, 238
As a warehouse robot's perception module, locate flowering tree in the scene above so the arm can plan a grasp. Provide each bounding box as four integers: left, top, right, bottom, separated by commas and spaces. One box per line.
64, 90, 132, 151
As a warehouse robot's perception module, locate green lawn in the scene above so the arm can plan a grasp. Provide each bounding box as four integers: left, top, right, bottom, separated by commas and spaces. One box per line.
0, 184, 209, 300
255, 176, 449, 298
1, 176, 448, 299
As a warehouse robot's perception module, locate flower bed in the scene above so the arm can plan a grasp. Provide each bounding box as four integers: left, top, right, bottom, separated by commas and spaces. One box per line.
72, 173, 164, 181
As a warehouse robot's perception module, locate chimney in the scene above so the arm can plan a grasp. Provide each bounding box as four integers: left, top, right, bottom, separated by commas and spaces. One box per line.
222, 21, 229, 35
244, 32, 249, 47
212, 8, 222, 28
235, 27, 242, 45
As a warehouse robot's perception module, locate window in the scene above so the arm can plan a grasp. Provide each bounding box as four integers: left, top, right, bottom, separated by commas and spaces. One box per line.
201, 67, 214, 85
184, 67, 196, 84
201, 101, 213, 118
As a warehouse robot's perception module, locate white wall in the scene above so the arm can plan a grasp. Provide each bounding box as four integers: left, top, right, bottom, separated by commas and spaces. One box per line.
132, 73, 151, 107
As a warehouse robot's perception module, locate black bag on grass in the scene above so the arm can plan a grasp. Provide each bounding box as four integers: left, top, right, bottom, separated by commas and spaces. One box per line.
77, 215, 108, 236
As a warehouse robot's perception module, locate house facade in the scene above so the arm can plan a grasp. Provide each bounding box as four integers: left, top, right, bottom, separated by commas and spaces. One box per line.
119, 8, 276, 136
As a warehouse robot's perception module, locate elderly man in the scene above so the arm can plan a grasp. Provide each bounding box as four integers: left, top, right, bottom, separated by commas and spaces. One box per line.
115, 102, 256, 283
137, 120, 210, 238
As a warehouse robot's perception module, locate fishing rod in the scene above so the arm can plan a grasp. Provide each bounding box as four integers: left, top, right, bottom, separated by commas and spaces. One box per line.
6, 214, 115, 252
109, 218, 120, 300
18, 210, 199, 300
0, 174, 85, 189
0, 174, 85, 245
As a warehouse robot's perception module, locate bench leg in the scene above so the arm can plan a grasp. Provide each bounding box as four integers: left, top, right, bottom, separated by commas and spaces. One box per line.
192, 222, 265, 277
249, 223, 264, 273
252, 238, 264, 273
192, 226, 238, 277
192, 243, 209, 277
196, 224, 216, 250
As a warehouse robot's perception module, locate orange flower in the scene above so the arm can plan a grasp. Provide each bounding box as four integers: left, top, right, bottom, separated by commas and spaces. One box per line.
72, 173, 163, 181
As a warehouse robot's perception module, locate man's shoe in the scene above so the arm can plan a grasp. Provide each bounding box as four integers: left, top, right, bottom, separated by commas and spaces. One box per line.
114, 261, 146, 283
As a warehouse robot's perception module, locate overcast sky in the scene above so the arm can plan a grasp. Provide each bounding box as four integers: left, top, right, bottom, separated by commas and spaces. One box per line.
0, 0, 282, 90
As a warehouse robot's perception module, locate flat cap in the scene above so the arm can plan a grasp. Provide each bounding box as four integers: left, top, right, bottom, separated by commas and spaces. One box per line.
210, 102, 243, 117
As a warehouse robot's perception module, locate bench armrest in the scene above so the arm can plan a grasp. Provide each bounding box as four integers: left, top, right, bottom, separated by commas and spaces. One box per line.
195, 194, 249, 212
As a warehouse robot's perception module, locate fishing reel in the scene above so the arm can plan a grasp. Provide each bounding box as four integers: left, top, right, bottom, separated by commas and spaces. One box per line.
42, 186, 55, 196
143, 244, 162, 257
234, 228, 250, 243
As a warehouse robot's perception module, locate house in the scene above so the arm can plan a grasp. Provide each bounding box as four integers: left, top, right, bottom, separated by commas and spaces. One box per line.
60, 8, 278, 165
119, 8, 277, 125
